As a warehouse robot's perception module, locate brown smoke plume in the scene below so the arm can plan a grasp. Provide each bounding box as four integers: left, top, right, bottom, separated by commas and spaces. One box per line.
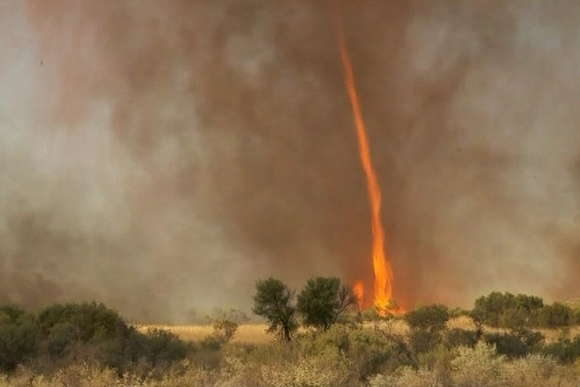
1, 1, 579, 322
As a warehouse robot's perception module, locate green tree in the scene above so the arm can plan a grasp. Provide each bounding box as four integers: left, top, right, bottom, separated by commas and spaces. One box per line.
252, 278, 298, 341
296, 277, 358, 331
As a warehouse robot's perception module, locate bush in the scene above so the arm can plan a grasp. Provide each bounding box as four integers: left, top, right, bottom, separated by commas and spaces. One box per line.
0, 305, 39, 372
416, 345, 456, 384
34, 302, 141, 372
543, 336, 580, 363
369, 366, 441, 387
0, 302, 193, 378
500, 354, 559, 386
484, 328, 544, 359
405, 304, 449, 332
201, 309, 248, 350
142, 329, 190, 368
472, 292, 544, 328
408, 329, 442, 355
45, 322, 78, 359
298, 325, 409, 382
537, 303, 573, 329
445, 328, 479, 349
451, 342, 504, 386
36, 302, 126, 343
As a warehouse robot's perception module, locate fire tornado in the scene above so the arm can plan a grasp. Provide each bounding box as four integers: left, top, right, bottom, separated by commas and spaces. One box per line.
333, 6, 396, 314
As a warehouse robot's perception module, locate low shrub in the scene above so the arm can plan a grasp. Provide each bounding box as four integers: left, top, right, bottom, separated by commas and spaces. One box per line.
0, 302, 194, 379
451, 342, 505, 386
201, 309, 248, 351
408, 329, 442, 355
297, 325, 411, 382
543, 336, 580, 363
484, 328, 544, 359
445, 328, 479, 349
405, 304, 449, 332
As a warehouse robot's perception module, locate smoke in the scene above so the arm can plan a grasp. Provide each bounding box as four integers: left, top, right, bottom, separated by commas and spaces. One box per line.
1, 0, 579, 321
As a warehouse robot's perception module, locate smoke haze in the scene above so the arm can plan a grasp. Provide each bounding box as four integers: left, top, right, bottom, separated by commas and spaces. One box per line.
1, 0, 579, 322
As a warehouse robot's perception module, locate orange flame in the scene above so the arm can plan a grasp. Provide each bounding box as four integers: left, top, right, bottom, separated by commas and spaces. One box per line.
353, 280, 364, 309
332, 5, 396, 315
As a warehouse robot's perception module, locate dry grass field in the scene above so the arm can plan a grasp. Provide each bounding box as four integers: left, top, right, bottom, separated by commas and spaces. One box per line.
137, 316, 580, 345
136, 316, 413, 345
136, 323, 273, 344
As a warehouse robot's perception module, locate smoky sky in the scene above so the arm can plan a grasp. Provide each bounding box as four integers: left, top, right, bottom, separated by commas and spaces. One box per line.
1, 0, 579, 322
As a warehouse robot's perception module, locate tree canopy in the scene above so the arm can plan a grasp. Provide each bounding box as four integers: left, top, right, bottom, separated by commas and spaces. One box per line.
296, 276, 358, 331
252, 277, 298, 341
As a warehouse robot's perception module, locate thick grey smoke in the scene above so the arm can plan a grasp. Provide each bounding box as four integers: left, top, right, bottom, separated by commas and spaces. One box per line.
1, 0, 579, 321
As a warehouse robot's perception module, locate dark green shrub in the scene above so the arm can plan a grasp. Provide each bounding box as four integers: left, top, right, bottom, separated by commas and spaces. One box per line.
536, 303, 573, 329
445, 328, 479, 348
408, 329, 442, 354
35, 302, 135, 371
484, 328, 544, 358
0, 302, 195, 378
405, 304, 449, 332
36, 302, 126, 343
143, 328, 189, 366
0, 305, 39, 372
543, 336, 580, 363
101, 325, 191, 376
472, 292, 544, 328
472, 292, 512, 327
46, 322, 78, 359
101, 325, 150, 374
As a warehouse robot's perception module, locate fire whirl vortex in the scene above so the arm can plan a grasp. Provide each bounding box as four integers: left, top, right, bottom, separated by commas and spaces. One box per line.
332, 4, 396, 314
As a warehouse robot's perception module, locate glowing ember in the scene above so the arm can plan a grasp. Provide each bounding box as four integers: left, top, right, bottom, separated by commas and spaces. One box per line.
332, 5, 396, 315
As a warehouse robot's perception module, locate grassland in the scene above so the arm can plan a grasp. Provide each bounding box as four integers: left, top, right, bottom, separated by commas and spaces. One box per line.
139, 316, 580, 345
136, 322, 273, 344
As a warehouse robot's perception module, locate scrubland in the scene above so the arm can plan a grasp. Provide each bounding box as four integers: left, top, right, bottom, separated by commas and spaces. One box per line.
3, 322, 580, 386
3, 292, 580, 386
